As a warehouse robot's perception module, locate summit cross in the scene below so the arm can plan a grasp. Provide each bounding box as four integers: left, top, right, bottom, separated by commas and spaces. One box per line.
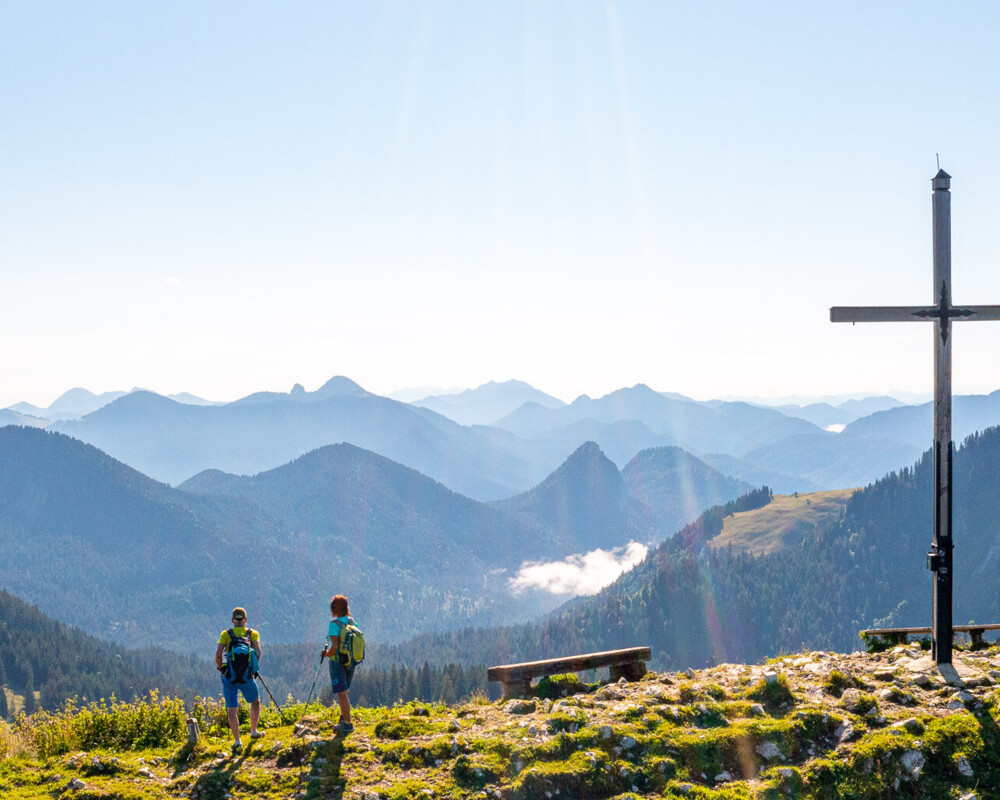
831, 170, 1000, 665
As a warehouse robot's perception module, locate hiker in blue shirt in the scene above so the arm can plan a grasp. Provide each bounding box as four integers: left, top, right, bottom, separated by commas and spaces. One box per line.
214, 606, 264, 754
321, 594, 356, 734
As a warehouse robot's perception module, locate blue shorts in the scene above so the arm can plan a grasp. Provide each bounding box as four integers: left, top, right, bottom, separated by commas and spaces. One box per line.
221, 676, 260, 708
329, 658, 355, 695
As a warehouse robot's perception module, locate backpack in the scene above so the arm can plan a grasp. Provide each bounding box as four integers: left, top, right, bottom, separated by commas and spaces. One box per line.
333, 618, 365, 668
223, 628, 258, 684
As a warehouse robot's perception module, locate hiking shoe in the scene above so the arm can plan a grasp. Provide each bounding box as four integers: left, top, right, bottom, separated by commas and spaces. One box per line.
333, 721, 354, 734
250, 730, 265, 739
232, 742, 243, 755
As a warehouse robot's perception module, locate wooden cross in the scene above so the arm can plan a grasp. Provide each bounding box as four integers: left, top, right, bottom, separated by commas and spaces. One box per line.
831, 170, 1000, 665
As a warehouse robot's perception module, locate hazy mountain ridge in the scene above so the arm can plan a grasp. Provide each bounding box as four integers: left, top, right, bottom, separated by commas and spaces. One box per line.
842, 390, 1000, 449
6, 386, 218, 422
411, 379, 565, 426
698, 452, 820, 494
12, 376, 977, 501
740, 431, 922, 489
0, 409, 47, 429
51, 386, 536, 499
494, 384, 825, 456
774, 395, 905, 429
43, 377, 839, 501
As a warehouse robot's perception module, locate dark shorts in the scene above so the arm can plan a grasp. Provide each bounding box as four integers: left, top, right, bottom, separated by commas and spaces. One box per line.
329, 658, 355, 695
221, 675, 260, 708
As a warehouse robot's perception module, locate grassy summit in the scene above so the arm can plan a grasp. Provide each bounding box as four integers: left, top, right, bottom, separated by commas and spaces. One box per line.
2, 644, 999, 799
709, 490, 856, 555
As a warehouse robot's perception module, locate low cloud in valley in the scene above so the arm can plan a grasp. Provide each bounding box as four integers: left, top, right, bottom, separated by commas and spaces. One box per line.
509, 542, 649, 597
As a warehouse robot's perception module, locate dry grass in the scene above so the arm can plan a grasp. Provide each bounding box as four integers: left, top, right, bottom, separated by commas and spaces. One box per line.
710, 489, 856, 555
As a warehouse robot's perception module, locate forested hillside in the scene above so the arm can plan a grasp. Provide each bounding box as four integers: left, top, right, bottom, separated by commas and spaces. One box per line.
0, 591, 215, 715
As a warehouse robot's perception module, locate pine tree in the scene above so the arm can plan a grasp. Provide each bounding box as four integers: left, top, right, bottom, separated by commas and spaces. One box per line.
402, 669, 418, 701
0, 686, 8, 720
21, 675, 37, 715
418, 662, 433, 702
388, 665, 400, 705
439, 674, 457, 706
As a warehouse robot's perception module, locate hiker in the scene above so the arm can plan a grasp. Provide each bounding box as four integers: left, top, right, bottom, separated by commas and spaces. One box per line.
215, 606, 264, 754
321, 594, 358, 734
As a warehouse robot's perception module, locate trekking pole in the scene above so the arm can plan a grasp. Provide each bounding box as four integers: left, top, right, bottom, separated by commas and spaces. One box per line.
292, 653, 326, 797
255, 672, 286, 720
302, 651, 326, 713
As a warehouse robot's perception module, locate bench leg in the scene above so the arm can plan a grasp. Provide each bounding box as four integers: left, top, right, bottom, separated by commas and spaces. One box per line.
970, 629, 985, 650
501, 678, 532, 700
609, 662, 646, 683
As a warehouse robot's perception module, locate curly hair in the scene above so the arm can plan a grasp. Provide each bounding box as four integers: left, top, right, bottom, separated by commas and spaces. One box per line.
330, 595, 350, 617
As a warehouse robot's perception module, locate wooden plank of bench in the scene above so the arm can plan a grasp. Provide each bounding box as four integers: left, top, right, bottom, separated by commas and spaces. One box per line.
488, 647, 651, 699
861, 624, 1000, 647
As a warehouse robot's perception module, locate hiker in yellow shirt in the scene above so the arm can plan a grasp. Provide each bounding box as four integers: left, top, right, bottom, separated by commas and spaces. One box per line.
214, 606, 263, 754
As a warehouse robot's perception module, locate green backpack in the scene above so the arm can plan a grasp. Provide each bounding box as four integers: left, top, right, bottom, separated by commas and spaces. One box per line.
333, 618, 366, 668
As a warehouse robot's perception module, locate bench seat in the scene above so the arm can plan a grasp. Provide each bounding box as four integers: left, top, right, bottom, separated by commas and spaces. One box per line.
488, 647, 651, 699
860, 624, 1000, 648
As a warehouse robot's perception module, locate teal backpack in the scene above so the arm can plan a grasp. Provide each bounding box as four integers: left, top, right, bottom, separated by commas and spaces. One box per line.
223, 628, 259, 684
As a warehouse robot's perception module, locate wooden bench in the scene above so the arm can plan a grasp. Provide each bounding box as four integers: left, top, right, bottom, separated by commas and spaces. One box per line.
860, 624, 1000, 649
488, 647, 651, 699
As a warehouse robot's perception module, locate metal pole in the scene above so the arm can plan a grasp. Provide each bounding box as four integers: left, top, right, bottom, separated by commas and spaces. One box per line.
302, 652, 325, 712
930, 169, 954, 665
256, 673, 286, 719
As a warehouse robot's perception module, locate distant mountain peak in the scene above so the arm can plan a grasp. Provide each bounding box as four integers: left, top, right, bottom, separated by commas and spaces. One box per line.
313, 375, 366, 398
411, 380, 564, 426
525, 441, 622, 500
566, 439, 604, 460
496, 441, 627, 553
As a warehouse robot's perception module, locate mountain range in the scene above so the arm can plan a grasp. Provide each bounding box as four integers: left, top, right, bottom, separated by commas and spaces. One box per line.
0, 424, 751, 652
13, 378, 984, 501
11, 377, 930, 499
8, 387, 218, 422
34, 378, 838, 500
410, 379, 565, 426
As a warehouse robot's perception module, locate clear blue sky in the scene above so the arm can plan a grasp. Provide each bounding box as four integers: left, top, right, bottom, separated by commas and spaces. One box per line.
4, 2, 1000, 408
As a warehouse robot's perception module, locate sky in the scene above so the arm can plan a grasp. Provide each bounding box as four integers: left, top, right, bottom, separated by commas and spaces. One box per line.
5, 2, 1000, 409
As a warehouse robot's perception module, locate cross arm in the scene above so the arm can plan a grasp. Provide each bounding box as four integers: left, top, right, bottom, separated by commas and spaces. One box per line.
958, 305, 1000, 320
831, 305, 1000, 323
830, 306, 935, 323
